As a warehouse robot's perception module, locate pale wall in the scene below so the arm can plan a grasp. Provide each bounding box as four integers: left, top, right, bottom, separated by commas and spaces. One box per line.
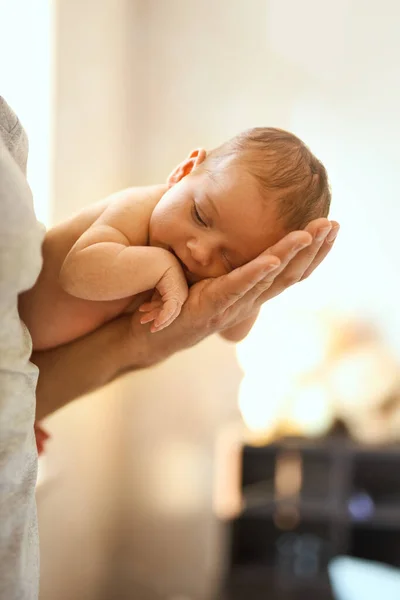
38, 1, 144, 599
39, 1, 242, 599
38, 1, 400, 599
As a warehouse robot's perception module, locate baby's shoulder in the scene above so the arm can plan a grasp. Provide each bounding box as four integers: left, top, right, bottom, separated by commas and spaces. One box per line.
98, 184, 167, 245
107, 184, 166, 214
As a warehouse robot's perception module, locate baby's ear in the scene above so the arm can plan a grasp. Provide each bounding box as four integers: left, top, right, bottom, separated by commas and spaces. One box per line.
167, 148, 207, 187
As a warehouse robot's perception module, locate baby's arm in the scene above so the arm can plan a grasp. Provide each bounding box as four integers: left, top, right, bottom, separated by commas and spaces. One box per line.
60, 187, 188, 329
61, 233, 180, 300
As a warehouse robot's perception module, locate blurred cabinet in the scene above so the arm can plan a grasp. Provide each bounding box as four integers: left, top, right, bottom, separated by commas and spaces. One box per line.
220, 437, 400, 599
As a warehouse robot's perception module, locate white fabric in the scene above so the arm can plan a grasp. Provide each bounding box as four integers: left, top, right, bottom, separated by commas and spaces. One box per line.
0, 96, 45, 599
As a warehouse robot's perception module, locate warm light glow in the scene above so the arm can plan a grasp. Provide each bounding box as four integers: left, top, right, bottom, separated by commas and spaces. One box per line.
1, 0, 52, 226
236, 310, 329, 379
289, 383, 334, 438
237, 310, 330, 434
236, 304, 400, 443
238, 371, 290, 433
329, 344, 400, 414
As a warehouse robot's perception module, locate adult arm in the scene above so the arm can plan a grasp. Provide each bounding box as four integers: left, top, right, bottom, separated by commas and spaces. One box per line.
34, 217, 338, 419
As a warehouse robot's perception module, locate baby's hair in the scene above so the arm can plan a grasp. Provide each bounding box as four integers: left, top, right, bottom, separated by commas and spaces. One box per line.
204, 127, 331, 231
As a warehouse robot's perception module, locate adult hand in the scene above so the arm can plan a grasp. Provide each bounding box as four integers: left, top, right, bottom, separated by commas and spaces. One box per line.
33, 217, 338, 417
259, 217, 339, 302
129, 217, 339, 364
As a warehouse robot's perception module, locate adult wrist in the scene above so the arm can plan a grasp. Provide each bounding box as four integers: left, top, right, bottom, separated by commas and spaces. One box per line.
124, 309, 205, 371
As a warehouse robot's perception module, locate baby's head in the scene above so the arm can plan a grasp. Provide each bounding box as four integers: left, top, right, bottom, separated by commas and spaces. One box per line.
149, 127, 331, 283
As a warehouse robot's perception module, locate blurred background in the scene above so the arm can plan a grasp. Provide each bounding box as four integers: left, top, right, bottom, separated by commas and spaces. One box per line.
3, 0, 400, 598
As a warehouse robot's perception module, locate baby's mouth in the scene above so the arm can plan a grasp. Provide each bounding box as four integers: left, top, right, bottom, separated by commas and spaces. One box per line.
170, 248, 187, 270
169, 248, 199, 284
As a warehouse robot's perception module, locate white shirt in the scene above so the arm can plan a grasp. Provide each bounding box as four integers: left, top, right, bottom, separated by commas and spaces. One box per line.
0, 96, 45, 600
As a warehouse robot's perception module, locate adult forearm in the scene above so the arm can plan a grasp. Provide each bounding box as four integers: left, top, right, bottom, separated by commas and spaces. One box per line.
33, 217, 335, 419
32, 315, 145, 419
32, 302, 204, 420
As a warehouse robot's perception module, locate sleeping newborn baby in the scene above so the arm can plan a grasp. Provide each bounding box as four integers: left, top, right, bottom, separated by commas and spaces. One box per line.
19, 127, 332, 350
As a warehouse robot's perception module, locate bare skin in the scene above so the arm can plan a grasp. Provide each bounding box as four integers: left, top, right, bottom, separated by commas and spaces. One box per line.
19, 185, 168, 350
20, 147, 339, 354
33, 214, 339, 420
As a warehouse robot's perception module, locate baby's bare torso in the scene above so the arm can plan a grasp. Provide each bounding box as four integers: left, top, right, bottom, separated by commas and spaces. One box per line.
19, 186, 163, 350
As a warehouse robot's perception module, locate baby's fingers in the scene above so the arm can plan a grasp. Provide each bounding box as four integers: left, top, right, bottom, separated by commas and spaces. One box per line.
150, 313, 178, 333
152, 300, 180, 331
140, 308, 160, 324
139, 300, 162, 313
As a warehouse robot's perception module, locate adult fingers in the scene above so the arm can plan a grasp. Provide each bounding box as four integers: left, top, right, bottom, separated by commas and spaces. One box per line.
204, 253, 283, 314
231, 230, 313, 307
202, 229, 313, 320
258, 218, 333, 302
301, 221, 340, 280
263, 228, 315, 263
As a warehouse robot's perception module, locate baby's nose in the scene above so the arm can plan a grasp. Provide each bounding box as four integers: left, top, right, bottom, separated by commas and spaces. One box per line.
187, 239, 212, 266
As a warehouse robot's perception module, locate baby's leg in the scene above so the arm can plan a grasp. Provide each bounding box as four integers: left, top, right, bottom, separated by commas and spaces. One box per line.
20, 283, 134, 351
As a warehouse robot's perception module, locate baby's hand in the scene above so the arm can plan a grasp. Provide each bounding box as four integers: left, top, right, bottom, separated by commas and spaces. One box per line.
138, 262, 188, 332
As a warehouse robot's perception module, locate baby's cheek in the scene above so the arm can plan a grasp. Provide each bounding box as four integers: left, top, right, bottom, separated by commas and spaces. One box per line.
197, 264, 228, 281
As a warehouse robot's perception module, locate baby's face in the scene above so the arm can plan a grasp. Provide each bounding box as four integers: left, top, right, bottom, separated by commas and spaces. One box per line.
149, 164, 286, 283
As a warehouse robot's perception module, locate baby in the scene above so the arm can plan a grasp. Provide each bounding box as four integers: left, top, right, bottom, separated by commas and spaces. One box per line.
19, 127, 331, 351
